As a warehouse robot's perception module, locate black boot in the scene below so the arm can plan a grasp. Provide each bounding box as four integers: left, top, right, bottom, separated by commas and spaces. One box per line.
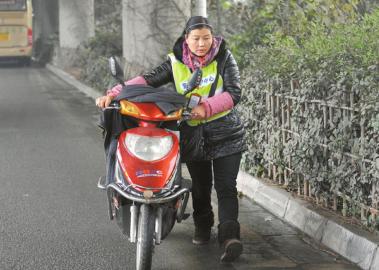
192, 212, 214, 245
192, 226, 212, 245
218, 220, 243, 262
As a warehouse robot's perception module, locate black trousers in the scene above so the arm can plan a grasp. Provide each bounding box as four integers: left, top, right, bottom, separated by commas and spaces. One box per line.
186, 152, 242, 227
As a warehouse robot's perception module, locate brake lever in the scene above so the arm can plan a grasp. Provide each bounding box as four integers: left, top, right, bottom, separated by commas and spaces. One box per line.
103, 102, 121, 111
104, 106, 121, 110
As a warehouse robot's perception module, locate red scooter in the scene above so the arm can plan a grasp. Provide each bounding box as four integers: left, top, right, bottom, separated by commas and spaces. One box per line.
98, 57, 202, 270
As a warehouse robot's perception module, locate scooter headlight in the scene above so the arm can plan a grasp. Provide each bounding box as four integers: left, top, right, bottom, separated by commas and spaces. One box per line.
125, 134, 173, 161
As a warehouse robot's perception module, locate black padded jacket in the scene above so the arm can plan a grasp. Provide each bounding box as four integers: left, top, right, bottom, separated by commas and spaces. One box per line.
142, 37, 246, 160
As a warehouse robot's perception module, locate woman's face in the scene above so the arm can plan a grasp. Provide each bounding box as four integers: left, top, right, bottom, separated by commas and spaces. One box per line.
185, 28, 213, 57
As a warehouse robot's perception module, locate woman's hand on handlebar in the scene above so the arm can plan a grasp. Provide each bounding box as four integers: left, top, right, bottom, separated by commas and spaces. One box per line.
96, 95, 114, 109
190, 104, 206, 120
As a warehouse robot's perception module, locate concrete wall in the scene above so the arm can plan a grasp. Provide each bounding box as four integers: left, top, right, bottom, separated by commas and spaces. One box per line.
56, 0, 95, 68
122, 0, 191, 78
193, 0, 207, 17
59, 0, 95, 49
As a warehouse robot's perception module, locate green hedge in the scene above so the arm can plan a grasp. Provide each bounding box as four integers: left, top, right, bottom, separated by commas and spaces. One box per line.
75, 30, 122, 92
239, 9, 379, 229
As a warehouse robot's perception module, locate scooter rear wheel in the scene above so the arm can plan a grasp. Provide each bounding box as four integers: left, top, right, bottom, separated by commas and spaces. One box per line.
136, 204, 155, 270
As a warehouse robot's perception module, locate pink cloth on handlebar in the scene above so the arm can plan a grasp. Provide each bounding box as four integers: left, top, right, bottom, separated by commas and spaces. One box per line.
106, 76, 147, 97
201, 92, 234, 118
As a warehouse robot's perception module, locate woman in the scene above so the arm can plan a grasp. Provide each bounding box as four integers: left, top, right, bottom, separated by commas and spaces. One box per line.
96, 16, 246, 263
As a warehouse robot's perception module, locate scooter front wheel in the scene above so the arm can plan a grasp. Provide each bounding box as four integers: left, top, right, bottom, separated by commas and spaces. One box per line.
136, 204, 155, 270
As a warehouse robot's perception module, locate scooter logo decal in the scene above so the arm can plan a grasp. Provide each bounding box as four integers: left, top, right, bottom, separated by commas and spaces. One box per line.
136, 170, 163, 178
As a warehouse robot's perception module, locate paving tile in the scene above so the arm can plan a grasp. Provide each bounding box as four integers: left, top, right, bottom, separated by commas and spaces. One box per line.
239, 207, 298, 237
233, 241, 298, 270
264, 235, 338, 264
239, 197, 265, 213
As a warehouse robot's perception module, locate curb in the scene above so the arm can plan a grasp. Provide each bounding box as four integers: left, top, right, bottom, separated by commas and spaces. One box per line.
237, 171, 379, 270
46, 64, 379, 270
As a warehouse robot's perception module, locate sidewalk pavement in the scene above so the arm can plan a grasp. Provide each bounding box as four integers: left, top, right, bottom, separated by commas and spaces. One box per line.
237, 172, 379, 270
46, 64, 379, 270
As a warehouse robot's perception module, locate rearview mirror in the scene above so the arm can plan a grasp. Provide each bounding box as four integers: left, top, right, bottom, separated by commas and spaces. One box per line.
108, 56, 125, 85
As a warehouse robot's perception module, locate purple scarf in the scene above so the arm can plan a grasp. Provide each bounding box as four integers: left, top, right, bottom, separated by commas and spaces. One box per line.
182, 36, 223, 70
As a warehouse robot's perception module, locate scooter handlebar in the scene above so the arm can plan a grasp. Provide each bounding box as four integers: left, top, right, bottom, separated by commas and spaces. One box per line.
102, 100, 195, 123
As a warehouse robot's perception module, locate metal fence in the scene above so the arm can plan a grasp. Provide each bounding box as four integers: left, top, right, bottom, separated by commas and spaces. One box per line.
260, 80, 379, 228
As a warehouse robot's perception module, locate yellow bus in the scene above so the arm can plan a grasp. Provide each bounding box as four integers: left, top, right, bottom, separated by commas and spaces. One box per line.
0, 0, 33, 65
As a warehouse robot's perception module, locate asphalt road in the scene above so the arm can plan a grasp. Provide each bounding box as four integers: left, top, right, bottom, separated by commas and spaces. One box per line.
0, 65, 360, 270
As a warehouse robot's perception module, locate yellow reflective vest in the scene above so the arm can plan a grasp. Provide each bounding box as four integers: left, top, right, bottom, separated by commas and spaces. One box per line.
168, 53, 231, 126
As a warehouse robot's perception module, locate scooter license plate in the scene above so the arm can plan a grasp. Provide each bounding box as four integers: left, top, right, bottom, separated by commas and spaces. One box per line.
0, 32, 9, 41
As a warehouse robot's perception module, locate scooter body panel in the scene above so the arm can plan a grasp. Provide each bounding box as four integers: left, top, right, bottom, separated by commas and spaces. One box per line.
116, 127, 180, 191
